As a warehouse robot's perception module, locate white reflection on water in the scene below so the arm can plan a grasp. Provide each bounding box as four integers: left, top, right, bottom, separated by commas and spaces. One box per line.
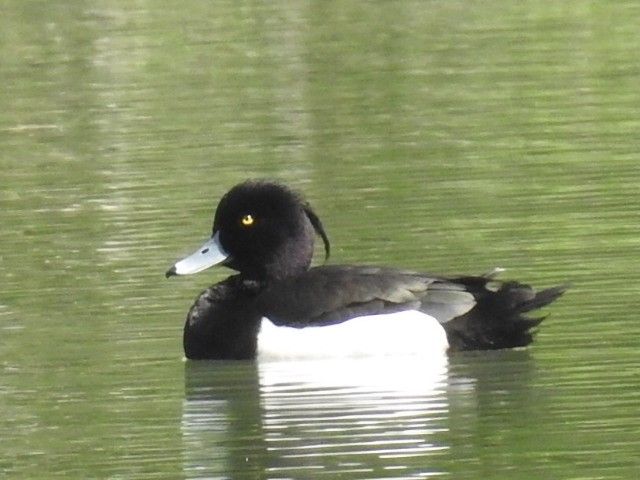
182, 354, 453, 479
259, 355, 448, 397
259, 356, 449, 478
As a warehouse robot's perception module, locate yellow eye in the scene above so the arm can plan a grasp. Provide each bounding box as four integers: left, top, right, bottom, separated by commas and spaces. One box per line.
241, 214, 255, 227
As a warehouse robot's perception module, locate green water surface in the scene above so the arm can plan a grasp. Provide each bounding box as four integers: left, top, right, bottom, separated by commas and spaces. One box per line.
1, 1, 639, 479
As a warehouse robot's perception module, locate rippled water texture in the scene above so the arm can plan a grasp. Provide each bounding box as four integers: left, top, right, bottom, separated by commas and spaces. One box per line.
1, 1, 639, 479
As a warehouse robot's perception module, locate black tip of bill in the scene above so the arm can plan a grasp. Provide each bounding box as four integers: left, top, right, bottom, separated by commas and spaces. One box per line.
165, 266, 177, 278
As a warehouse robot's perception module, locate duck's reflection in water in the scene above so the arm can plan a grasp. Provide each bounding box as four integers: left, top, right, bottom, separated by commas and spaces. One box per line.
182, 353, 453, 478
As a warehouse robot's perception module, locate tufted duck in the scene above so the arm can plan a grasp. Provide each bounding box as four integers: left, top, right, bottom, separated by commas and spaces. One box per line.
167, 180, 566, 360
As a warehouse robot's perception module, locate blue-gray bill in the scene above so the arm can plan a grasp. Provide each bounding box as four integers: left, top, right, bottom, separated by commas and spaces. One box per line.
166, 232, 228, 277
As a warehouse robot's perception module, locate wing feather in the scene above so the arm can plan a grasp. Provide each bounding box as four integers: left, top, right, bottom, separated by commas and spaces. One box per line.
256, 265, 476, 327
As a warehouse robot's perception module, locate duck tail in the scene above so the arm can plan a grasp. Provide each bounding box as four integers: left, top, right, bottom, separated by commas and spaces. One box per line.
444, 278, 568, 351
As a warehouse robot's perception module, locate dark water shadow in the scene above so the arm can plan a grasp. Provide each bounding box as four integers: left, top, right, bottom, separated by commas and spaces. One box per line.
182, 361, 267, 478
443, 349, 542, 477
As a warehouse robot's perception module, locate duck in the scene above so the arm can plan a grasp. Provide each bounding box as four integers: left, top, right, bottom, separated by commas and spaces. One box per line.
166, 180, 566, 360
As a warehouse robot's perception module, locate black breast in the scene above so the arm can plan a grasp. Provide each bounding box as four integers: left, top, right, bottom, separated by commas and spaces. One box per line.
183, 276, 263, 360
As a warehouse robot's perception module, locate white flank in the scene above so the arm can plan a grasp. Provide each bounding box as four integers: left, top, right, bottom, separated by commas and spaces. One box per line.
257, 310, 449, 361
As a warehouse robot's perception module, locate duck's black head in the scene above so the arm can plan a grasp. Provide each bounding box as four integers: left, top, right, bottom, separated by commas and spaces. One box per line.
167, 181, 330, 281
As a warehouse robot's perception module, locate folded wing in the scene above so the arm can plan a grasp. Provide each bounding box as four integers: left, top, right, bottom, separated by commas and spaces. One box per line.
256, 265, 477, 327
